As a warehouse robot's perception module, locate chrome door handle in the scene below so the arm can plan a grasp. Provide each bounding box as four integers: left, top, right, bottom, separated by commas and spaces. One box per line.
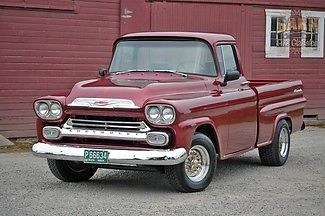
294, 88, 303, 93
241, 81, 250, 86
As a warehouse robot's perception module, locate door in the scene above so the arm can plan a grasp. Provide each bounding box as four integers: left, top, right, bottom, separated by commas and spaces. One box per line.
216, 45, 258, 154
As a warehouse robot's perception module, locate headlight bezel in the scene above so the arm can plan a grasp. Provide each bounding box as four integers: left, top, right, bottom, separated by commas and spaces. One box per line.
34, 100, 63, 120
145, 104, 176, 125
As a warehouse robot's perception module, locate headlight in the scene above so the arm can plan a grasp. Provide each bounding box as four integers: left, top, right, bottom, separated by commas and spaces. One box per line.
34, 100, 62, 120
148, 106, 160, 119
145, 104, 175, 125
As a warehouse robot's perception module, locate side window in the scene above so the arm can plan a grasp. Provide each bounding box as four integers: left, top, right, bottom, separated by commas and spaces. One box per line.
216, 46, 225, 75
216, 45, 239, 76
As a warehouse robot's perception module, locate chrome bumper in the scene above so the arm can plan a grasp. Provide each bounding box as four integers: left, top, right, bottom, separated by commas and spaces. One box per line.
32, 142, 187, 166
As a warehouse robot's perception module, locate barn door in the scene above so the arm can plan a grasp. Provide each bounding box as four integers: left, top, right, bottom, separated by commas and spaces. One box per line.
120, 0, 151, 35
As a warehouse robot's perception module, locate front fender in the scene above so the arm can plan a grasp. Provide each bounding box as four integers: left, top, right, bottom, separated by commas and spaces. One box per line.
174, 117, 222, 155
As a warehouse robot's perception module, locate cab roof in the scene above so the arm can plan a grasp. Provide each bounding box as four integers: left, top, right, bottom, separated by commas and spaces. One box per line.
121, 32, 236, 44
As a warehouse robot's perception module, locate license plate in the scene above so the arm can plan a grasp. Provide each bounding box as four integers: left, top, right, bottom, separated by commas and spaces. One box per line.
84, 149, 109, 164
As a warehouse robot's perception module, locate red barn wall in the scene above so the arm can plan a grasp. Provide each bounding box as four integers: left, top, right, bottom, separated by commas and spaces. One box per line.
1, 0, 324, 138
0, 0, 120, 137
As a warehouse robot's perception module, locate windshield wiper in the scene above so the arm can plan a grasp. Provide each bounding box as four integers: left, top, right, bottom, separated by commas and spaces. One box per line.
114, 69, 187, 77
152, 70, 187, 77
114, 69, 149, 75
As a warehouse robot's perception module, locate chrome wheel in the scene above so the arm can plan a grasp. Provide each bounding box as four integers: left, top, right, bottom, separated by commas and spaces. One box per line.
185, 145, 210, 182
279, 127, 289, 157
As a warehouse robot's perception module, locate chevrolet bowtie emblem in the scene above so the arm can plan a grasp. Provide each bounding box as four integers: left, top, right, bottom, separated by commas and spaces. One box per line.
93, 100, 114, 106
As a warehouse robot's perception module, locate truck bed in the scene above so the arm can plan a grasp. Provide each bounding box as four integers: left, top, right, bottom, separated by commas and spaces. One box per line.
248, 79, 306, 146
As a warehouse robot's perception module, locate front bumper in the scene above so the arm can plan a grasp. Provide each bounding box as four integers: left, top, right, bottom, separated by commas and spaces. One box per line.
32, 142, 187, 166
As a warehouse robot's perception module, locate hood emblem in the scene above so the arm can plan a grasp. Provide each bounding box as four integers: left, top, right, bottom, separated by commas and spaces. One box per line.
68, 98, 139, 109
93, 100, 115, 106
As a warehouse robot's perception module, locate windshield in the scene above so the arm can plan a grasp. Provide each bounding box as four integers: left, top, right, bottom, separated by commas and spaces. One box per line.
109, 40, 217, 76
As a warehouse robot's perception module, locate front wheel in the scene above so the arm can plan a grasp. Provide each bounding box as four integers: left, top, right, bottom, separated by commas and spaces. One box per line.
47, 159, 98, 182
259, 120, 290, 166
165, 133, 217, 192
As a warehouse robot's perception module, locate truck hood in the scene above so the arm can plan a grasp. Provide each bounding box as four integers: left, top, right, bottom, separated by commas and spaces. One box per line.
66, 72, 210, 108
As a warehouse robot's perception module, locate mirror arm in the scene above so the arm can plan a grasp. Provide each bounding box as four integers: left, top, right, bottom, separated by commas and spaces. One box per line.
220, 80, 227, 87
99, 68, 108, 77
220, 74, 228, 87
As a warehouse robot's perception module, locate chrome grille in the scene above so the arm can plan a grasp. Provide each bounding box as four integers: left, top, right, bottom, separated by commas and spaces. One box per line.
63, 118, 150, 132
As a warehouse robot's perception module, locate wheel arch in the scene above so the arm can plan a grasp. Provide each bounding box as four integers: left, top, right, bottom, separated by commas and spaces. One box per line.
194, 123, 220, 158
272, 114, 292, 139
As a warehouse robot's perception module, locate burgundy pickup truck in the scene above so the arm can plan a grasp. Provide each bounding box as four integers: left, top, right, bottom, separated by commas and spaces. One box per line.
32, 32, 306, 192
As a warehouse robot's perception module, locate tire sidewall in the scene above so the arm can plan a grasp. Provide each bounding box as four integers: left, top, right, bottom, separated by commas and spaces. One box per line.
181, 133, 217, 191
48, 159, 97, 182
275, 121, 290, 165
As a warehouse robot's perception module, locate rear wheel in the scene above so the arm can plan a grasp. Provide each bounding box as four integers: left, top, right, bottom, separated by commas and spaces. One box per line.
259, 120, 290, 166
47, 159, 98, 182
165, 133, 217, 192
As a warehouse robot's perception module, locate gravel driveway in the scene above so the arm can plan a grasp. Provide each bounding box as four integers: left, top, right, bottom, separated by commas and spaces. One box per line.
0, 127, 324, 216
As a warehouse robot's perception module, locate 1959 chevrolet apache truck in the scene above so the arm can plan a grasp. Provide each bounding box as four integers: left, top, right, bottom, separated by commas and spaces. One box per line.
32, 32, 306, 192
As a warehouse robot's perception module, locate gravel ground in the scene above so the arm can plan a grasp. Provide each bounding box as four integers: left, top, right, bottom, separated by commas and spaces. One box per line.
0, 127, 324, 216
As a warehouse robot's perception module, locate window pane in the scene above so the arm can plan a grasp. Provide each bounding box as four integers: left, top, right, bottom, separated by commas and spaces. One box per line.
221, 45, 238, 73
216, 46, 225, 75
269, 16, 288, 48
277, 32, 284, 46
304, 17, 319, 48
277, 17, 286, 32
271, 32, 277, 46
271, 17, 277, 31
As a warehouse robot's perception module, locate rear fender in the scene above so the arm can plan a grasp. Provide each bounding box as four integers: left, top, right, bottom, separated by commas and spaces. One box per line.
257, 113, 291, 148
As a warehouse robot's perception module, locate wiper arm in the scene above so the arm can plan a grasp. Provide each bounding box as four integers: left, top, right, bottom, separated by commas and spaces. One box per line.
114, 69, 187, 77
115, 69, 149, 75
152, 70, 187, 77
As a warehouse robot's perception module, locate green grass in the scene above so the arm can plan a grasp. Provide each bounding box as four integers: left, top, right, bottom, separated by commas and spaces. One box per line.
0, 138, 36, 153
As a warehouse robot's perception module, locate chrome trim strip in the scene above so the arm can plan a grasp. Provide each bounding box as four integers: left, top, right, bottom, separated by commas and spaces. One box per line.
68, 98, 139, 109
293, 88, 303, 93
64, 118, 150, 132
32, 142, 187, 166
45, 127, 148, 141
43, 126, 170, 146
241, 81, 250, 86
61, 128, 147, 141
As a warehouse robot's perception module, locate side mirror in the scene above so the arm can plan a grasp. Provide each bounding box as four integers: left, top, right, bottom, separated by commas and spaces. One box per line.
225, 70, 240, 82
99, 68, 108, 77
220, 70, 240, 87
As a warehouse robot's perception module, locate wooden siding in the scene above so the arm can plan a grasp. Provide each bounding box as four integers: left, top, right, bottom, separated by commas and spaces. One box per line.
251, 6, 325, 118
0, 0, 120, 137
150, 2, 253, 78
158, 0, 325, 9
1, 0, 324, 138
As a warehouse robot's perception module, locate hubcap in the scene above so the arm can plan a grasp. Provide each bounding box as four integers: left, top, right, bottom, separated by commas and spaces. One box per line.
279, 127, 289, 157
185, 145, 210, 182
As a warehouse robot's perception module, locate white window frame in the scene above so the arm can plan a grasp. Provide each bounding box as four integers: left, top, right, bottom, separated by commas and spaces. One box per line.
301, 11, 325, 58
265, 9, 291, 58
